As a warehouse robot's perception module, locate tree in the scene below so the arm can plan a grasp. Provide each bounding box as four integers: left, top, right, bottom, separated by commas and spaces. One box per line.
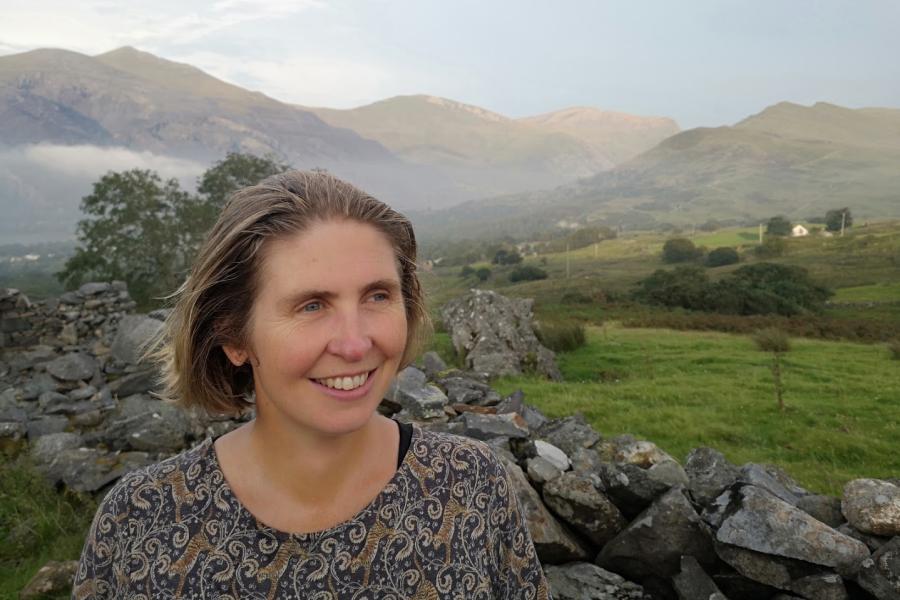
632, 266, 710, 310
753, 328, 791, 411
825, 208, 853, 233
57, 170, 190, 307
509, 265, 548, 282
766, 216, 792, 237
492, 249, 523, 265
460, 265, 475, 278
475, 267, 491, 282
662, 238, 703, 263
706, 246, 739, 267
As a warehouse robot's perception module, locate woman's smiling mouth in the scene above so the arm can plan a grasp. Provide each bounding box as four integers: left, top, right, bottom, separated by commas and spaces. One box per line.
311, 369, 377, 392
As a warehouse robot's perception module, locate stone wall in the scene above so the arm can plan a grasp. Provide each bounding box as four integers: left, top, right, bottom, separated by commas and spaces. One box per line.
7, 285, 900, 600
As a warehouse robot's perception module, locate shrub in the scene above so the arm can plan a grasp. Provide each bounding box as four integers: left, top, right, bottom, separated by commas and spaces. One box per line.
475, 267, 491, 282
459, 265, 474, 278
766, 216, 792, 237
889, 339, 900, 360
825, 208, 853, 232
632, 266, 710, 310
662, 238, 703, 263
754, 237, 787, 258
753, 328, 791, 354
706, 246, 740, 267
492, 249, 523, 265
536, 320, 587, 352
509, 265, 548, 282
561, 291, 593, 304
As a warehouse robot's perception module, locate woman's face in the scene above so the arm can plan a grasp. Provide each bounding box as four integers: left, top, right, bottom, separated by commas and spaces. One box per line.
224, 219, 409, 436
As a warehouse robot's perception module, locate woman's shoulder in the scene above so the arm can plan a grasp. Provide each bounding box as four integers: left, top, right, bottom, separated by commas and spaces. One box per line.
407, 423, 511, 481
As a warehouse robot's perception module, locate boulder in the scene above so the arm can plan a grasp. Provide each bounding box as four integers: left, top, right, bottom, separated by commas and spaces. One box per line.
420, 351, 447, 379
20, 560, 79, 600
598, 487, 716, 582
110, 315, 163, 364
46, 352, 98, 382
108, 369, 159, 397
594, 462, 672, 519
534, 440, 570, 471
671, 555, 728, 600
30, 432, 150, 492
543, 472, 626, 547
796, 494, 844, 528
437, 375, 501, 406
495, 389, 549, 430
457, 412, 529, 440
385, 367, 448, 420
100, 394, 189, 453
539, 414, 601, 457
544, 562, 649, 600
711, 485, 869, 576
842, 479, 900, 536
857, 537, 900, 600
502, 458, 590, 563
440, 289, 561, 380
738, 463, 810, 506
526, 456, 563, 486
685, 446, 740, 507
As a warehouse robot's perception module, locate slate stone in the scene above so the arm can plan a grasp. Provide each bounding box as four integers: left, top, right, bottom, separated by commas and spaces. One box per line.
857, 537, 900, 600
543, 471, 626, 547
68, 385, 98, 401
842, 479, 900, 536
46, 352, 98, 382
420, 351, 447, 379
385, 367, 448, 420
597, 487, 716, 581
108, 369, 159, 397
837, 523, 890, 552
101, 394, 190, 453
21, 372, 60, 400
39, 391, 73, 414
438, 375, 501, 406
527, 456, 563, 486
672, 555, 728, 600
595, 462, 671, 519
534, 439, 570, 471
26, 415, 69, 438
796, 494, 845, 528
738, 463, 810, 506
685, 446, 740, 507
539, 414, 601, 457
544, 562, 649, 600
78, 282, 110, 296
502, 457, 590, 564
458, 412, 529, 440
110, 315, 163, 364
20, 560, 79, 600
713, 485, 870, 576
495, 389, 549, 430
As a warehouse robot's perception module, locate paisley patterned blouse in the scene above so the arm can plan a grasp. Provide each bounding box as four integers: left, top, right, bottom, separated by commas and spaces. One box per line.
73, 422, 551, 599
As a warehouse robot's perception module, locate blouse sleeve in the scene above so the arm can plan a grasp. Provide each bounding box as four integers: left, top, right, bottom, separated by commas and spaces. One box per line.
486, 454, 552, 600
71, 474, 134, 599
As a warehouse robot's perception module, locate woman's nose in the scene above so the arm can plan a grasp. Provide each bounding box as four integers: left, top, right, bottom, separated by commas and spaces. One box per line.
326, 310, 372, 361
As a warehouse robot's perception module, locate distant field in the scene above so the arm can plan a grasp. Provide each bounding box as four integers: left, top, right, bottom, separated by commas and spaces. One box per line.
483, 325, 900, 496
832, 282, 900, 303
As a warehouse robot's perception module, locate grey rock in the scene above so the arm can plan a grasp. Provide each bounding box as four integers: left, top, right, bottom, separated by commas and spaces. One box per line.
110, 315, 163, 364
59, 322, 78, 345
544, 562, 649, 600
102, 394, 189, 453
612, 438, 675, 469
20, 560, 79, 600
32, 434, 150, 493
495, 389, 548, 430
598, 487, 716, 581
78, 282, 110, 296
46, 352, 98, 382
857, 537, 900, 600
109, 369, 159, 397
647, 459, 690, 488
0, 388, 27, 422
21, 372, 60, 400
714, 485, 870, 576
440, 289, 561, 380
501, 457, 590, 564
438, 375, 501, 406
26, 415, 69, 438
789, 573, 848, 600
570, 447, 605, 474
420, 351, 448, 379
797, 494, 844, 528
385, 367, 448, 420
685, 446, 740, 506
738, 463, 810, 506
39, 391, 72, 414
543, 471, 626, 547
837, 523, 890, 552
672, 555, 728, 600
0, 421, 26, 448
595, 462, 671, 519
68, 385, 98, 401
526, 456, 563, 486
534, 440, 570, 471
538, 414, 601, 457
458, 412, 529, 441
842, 479, 900, 536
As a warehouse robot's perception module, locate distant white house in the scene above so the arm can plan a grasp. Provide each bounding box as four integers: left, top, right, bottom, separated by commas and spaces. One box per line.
791, 225, 809, 237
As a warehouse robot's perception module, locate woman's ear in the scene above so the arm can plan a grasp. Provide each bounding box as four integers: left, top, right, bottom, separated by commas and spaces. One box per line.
222, 344, 248, 367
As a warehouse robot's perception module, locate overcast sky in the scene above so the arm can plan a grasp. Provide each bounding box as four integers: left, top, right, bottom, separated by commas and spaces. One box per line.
1, 0, 898, 129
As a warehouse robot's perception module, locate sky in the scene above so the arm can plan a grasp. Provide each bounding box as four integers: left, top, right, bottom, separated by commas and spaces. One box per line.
1, 0, 898, 129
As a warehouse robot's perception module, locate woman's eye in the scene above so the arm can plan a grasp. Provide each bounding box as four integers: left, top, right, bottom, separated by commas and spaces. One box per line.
371, 292, 389, 302
301, 301, 322, 313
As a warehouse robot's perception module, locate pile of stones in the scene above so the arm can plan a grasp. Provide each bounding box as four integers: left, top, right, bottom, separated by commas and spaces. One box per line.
5, 285, 899, 600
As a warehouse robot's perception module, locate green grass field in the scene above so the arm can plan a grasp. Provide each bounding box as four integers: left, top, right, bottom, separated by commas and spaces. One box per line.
484, 325, 900, 496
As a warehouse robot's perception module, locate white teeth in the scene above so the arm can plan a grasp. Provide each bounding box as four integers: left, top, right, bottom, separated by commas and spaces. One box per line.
316, 371, 368, 390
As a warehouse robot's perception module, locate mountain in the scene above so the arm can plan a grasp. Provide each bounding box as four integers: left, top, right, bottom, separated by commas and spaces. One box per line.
414, 102, 900, 240
518, 107, 679, 168
305, 95, 676, 197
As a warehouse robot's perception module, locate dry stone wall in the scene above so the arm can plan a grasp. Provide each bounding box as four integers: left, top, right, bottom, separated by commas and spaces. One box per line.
8, 285, 900, 600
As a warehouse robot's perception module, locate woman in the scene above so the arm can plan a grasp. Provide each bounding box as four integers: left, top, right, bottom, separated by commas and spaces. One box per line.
74, 170, 550, 599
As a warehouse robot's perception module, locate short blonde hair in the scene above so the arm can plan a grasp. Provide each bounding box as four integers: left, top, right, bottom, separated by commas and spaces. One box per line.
150, 170, 429, 416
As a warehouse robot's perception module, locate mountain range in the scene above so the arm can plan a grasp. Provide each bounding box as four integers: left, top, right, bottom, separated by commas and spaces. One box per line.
1, 46, 898, 244
0, 46, 673, 241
